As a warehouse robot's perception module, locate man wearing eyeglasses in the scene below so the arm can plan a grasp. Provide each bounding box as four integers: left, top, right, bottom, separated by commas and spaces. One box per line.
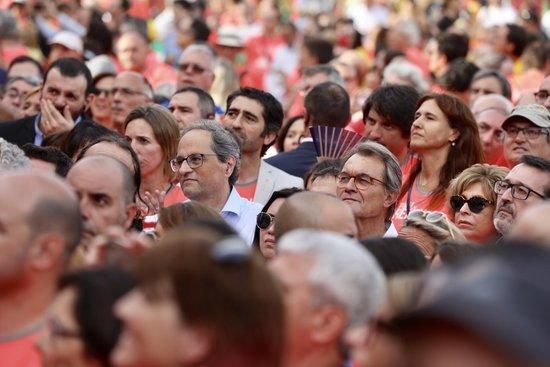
337, 141, 402, 239
176, 44, 216, 92
501, 104, 550, 167
172, 120, 262, 245
493, 155, 550, 236
110, 71, 153, 133
535, 75, 550, 111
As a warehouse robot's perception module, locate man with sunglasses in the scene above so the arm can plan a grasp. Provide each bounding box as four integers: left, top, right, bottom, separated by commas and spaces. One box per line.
110, 71, 153, 133
501, 104, 550, 167
493, 155, 550, 236
172, 120, 262, 245
176, 44, 216, 92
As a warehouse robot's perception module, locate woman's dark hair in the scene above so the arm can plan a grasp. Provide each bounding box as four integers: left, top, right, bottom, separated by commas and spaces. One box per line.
399, 93, 484, 207
58, 266, 135, 367
275, 115, 304, 152
361, 237, 428, 276
62, 120, 114, 159
252, 187, 303, 255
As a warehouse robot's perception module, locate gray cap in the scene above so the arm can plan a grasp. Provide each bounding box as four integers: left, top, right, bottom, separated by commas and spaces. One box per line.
502, 103, 550, 129
86, 55, 117, 80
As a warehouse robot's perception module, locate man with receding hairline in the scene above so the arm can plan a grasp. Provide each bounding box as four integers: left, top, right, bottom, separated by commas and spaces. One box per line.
111, 71, 153, 133
274, 191, 358, 240
0, 171, 81, 366
66, 155, 138, 242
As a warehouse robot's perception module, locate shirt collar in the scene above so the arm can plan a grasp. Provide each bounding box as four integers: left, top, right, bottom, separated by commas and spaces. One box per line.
221, 186, 242, 216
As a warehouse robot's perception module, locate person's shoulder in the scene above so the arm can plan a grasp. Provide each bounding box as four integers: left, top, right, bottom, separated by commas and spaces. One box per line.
262, 161, 304, 185
0, 115, 36, 129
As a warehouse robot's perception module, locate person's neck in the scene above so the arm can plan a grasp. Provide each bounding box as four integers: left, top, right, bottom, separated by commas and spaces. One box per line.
356, 215, 387, 239
201, 184, 231, 212
0, 278, 55, 336
395, 146, 410, 166
417, 147, 448, 192
96, 116, 115, 130
284, 346, 342, 367
237, 151, 261, 185
140, 170, 170, 197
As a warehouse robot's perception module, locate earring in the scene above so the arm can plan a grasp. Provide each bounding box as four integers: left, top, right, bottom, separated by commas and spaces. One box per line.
451, 141, 456, 147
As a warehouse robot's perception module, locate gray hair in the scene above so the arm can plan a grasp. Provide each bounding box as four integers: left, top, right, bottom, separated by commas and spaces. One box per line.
181, 120, 241, 185
278, 229, 386, 329
383, 57, 429, 92
472, 93, 514, 116
342, 141, 402, 220
0, 138, 29, 171
471, 69, 512, 99
303, 64, 345, 87
179, 44, 217, 72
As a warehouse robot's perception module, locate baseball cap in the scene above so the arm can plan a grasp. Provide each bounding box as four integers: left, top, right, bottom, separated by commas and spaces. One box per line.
86, 55, 117, 80
49, 31, 83, 54
501, 103, 550, 129
215, 27, 244, 48
392, 243, 550, 365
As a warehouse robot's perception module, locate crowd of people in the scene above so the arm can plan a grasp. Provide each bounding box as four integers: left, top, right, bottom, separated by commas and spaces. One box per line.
0, 0, 550, 366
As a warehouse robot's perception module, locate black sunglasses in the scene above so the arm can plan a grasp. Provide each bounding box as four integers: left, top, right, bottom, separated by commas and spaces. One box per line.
256, 212, 275, 230
450, 195, 493, 214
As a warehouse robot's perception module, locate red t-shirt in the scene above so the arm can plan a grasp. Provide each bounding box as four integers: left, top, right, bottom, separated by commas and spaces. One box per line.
235, 182, 257, 202
0, 328, 44, 367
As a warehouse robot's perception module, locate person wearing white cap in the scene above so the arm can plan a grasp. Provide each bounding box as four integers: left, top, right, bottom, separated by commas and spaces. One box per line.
502, 103, 550, 167
46, 31, 83, 66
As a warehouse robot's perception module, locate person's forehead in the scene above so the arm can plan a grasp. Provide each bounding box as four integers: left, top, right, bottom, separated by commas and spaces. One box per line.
9, 62, 41, 78
306, 72, 330, 85
343, 153, 385, 175
472, 76, 501, 90
367, 108, 388, 123
506, 164, 547, 188
477, 109, 507, 125
171, 91, 200, 107
118, 33, 146, 49
181, 51, 212, 68
44, 68, 87, 93
178, 129, 213, 153
115, 73, 144, 88
68, 162, 124, 195
8, 79, 34, 90
228, 96, 264, 116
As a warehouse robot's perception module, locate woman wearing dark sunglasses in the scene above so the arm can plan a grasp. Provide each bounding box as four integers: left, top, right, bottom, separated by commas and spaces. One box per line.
447, 164, 509, 244
252, 188, 302, 260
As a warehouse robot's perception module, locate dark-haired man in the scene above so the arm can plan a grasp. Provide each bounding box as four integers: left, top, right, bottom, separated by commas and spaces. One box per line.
0, 58, 92, 147
222, 87, 302, 204
427, 32, 469, 81
168, 86, 215, 130
267, 81, 350, 178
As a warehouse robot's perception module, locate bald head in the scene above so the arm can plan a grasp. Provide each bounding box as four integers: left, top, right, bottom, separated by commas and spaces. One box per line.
111, 71, 153, 129
509, 202, 550, 247
67, 156, 137, 238
274, 191, 358, 240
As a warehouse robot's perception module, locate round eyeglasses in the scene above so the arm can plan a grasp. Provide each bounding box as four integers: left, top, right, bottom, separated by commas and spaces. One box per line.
170, 153, 216, 172
256, 212, 275, 230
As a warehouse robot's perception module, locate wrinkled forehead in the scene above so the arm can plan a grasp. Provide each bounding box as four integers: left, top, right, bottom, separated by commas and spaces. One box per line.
180, 51, 214, 71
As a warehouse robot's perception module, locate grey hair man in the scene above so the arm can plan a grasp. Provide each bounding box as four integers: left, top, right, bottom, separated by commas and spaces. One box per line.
111, 71, 153, 133
172, 120, 262, 244
168, 86, 216, 130
337, 141, 402, 239
493, 155, 550, 236
0, 137, 29, 171
471, 93, 514, 165
269, 229, 386, 367
0, 172, 81, 362
176, 44, 216, 91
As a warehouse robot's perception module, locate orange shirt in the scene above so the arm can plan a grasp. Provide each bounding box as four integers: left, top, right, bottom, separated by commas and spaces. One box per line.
235, 182, 257, 202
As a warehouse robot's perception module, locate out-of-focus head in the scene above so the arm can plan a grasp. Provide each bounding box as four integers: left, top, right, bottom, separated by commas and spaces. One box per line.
111, 71, 153, 130
448, 164, 509, 244
534, 75, 550, 111
0, 138, 29, 171
21, 144, 72, 177
275, 115, 306, 153
300, 36, 334, 69
508, 201, 550, 247
274, 191, 358, 240
47, 31, 84, 63
1, 76, 42, 112
469, 69, 512, 107
115, 31, 150, 72
304, 159, 341, 196
112, 230, 284, 367
7, 55, 44, 80
156, 201, 223, 238
305, 82, 350, 129
493, 155, 550, 235
176, 44, 216, 91
168, 87, 216, 130
269, 229, 386, 367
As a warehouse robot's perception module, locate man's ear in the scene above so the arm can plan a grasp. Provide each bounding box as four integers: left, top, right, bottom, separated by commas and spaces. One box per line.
85, 93, 95, 109
263, 131, 277, 146
311, 305, 347, 345
224, 156, 236, 178
124, 203, 139, 230
383, 189, 399, 208
27, 233, 65, 271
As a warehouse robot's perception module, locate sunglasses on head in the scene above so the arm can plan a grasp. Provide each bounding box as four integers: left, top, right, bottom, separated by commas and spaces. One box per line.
450, 195, 493, 214
256, 212, 275, 230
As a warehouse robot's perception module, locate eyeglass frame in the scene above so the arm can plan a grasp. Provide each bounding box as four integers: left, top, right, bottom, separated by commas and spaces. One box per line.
336, 172, 385, 191
449, 195, 493, 214
534, 90, 549, 103
256, 212, 275, 230
502, 125, 550, 141
493, 180, 544, 201
169, 153, 217, 172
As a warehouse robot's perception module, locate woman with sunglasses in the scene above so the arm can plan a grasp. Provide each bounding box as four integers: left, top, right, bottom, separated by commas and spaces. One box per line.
252, 187, 302, 260
447, 164, 509, 244
393, 93, 484, 229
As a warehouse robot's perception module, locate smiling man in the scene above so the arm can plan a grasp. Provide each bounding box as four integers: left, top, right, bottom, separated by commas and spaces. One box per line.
493, 155, 550, 236
336, 141, 402, 239
0, 58, 91, 147
172, 120, 262, 244
501, 104, 550, 167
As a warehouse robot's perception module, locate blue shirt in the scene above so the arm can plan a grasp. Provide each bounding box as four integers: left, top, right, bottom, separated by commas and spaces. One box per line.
221, 187, 263, 246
